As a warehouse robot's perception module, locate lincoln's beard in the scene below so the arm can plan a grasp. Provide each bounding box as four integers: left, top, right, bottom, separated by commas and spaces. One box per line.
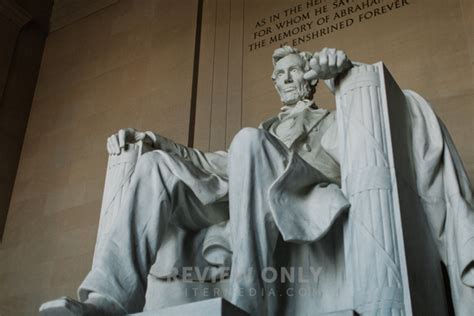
278, 81, 312, 106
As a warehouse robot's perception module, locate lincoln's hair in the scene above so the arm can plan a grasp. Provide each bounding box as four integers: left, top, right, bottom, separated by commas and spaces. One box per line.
271, 46, 313, 80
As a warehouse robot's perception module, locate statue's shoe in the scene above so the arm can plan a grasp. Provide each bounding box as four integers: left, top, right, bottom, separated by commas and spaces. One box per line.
39, 297, 105, 316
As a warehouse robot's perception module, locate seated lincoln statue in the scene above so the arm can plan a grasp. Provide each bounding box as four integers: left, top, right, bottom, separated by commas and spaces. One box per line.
40, 46, 474, 316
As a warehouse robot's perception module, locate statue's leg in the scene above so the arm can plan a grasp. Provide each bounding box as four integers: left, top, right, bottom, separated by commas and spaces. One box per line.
66, 150, 227, 314
227, 127, 291, 316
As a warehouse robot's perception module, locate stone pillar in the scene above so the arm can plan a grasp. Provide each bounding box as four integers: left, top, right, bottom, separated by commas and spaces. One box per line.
336, 63, 407, 315
0, 0, 52, 240
335, 63, 451, 315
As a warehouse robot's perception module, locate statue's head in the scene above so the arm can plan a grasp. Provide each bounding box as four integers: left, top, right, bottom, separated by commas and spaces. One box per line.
272, 46, 316, 106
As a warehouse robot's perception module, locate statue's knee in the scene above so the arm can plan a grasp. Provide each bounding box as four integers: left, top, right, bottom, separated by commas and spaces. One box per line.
134, 150, 177, 183
229, 127, 264, 155
135, 151, 162, 174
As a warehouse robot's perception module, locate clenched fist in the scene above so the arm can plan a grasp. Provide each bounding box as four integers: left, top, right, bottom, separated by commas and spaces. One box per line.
303, 47, 352, 81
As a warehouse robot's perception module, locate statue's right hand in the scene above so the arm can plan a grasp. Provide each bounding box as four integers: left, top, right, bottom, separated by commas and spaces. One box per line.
107, 128, 149, 155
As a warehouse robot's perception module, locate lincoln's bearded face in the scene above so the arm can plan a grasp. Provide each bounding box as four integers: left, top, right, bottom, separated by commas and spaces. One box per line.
272, 54, 312, 106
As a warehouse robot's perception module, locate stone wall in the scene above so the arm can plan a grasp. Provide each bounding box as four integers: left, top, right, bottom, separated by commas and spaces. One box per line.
0, 1, 198, 314
0, 0, 52, 241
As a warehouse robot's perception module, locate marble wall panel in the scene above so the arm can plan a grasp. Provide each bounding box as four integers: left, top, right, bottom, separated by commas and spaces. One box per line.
0, 1, 199, 315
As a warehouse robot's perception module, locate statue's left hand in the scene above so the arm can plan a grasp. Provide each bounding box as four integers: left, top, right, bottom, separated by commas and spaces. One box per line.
303, 47, 352, 81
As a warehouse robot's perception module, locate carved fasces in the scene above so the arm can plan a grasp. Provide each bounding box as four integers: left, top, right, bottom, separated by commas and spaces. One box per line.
335, 64, 408, 315
95, 141, 152, 253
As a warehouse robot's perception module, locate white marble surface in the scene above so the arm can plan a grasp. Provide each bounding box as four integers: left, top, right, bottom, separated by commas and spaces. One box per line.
129, 298, 248, 316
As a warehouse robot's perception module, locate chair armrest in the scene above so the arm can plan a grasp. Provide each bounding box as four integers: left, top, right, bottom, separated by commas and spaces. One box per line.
95, 141, 153, 246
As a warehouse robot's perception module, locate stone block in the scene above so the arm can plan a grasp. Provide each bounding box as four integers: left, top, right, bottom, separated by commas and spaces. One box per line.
129, 298, 249, 316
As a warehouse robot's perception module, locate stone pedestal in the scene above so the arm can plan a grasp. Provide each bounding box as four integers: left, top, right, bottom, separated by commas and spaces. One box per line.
128, 298, 249, 316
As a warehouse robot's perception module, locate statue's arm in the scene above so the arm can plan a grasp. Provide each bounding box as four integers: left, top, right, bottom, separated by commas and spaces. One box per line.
106, 128, 227, 176
145, 131, 228, 177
